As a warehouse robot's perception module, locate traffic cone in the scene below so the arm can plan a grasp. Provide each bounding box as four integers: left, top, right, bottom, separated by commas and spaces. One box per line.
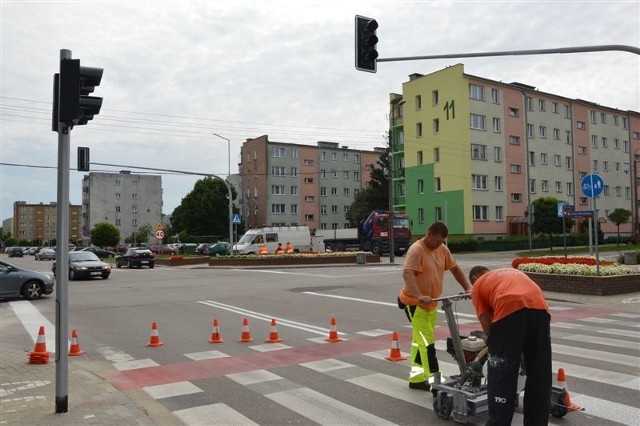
556, 368, 582, 411
325, 317, 343, 342
238, 318, 254, 342
28, 326, 50, 364
265, 318, 283, 343
145, 321, 164, 347
208, 319, 224, 343
384, 331, 407, 361
68, 328, 86, 356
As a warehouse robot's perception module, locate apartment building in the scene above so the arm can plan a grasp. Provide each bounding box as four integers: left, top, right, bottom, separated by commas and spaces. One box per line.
82, 171, 163, 244
239, 135, 385, 231
390, 64, 640, 238
12, 201, 82, 244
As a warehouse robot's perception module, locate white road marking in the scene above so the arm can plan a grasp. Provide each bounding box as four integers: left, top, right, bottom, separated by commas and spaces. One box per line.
9, 300, 59, 351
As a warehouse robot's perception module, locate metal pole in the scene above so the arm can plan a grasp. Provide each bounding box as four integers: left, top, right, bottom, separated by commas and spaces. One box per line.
55, 48, 71, 414
594, 197, 600, 276
388, 133, 395, 264
213, 133, 233, 255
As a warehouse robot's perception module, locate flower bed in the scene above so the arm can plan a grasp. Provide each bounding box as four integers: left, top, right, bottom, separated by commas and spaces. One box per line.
155, 256, 209, 267
209, 252, 380, 267
513, 256, 639, 295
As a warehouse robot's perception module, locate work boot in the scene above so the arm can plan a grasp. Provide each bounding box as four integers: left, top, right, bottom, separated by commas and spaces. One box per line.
408, 381, 431, 391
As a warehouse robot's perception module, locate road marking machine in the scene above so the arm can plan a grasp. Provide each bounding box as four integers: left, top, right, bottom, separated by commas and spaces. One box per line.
430, 294, 581, 423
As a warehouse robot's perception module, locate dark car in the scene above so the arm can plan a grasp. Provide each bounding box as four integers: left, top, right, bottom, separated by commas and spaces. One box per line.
0, 260, 55, 300
7, 247, 24, 258
79, 246, 114, 259
116, 248, 155, 269
35, 248, 57, 261
52, 251, 111, 280
149, 244, 176, 255
208, 242, 230, 256
195, 243, 211, 254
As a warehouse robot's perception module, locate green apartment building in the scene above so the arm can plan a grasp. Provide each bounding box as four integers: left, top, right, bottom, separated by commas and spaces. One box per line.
390, 64, 640, 239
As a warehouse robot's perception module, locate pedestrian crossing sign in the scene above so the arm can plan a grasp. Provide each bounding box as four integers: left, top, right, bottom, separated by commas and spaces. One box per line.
232, 213, 242, 224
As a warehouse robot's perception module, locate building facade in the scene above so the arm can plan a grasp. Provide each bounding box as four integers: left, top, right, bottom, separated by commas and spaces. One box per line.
82, 171, 163, 244
12, 201, 82, 244
239, 135, 385, 232
390, 64, 640, 238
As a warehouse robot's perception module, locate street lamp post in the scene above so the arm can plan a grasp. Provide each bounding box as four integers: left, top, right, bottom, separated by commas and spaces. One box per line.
634, 148, 640, 240
213, 133, 233, 254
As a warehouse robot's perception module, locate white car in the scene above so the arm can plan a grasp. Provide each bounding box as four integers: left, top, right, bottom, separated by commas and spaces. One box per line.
35, 248, 56, 261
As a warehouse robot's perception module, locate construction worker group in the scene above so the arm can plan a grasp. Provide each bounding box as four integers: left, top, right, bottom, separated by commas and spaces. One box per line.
260, 241, 294, 255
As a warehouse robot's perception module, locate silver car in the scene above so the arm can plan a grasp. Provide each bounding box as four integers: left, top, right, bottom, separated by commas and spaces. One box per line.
0, 260, 55, 300
35, 248, 56, 261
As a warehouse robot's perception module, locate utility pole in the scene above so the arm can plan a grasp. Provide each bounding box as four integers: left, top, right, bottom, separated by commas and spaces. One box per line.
388, 132, 395, 264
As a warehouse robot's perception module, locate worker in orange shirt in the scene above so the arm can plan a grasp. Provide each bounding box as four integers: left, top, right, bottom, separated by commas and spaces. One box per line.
259, 244, 268, 255
469, 266, 551, 425
275, 243, 285, 254
285, 241, 294, 253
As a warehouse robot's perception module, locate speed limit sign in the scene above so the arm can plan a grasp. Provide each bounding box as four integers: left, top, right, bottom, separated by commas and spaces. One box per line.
154, 229, 165, 240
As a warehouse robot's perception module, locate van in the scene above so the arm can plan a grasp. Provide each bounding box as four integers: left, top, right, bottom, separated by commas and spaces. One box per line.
234, 226, 311, 254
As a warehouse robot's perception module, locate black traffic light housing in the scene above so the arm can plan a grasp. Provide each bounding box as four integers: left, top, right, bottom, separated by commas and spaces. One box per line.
55, 58, 103, 130
355, 15, 379, 73
77, 147, 90, 171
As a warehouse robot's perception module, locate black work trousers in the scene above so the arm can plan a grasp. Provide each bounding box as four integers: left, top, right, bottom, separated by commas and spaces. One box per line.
486, 308, 551, 426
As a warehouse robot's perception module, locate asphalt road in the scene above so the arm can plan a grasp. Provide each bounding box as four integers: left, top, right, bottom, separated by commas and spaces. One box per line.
2, 253, 639, 425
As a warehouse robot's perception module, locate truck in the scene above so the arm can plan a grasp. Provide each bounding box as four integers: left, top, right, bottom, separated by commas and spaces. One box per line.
319, 210, 412, 256
233, 225, 312, 254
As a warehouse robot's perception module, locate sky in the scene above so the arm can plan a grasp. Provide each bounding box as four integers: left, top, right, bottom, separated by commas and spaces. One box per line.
1, 0, 639, 225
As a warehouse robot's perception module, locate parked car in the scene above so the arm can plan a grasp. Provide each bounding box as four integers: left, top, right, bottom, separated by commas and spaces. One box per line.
0, 260, 54, 300
208, 242, 230, 256
79, 246, 114, 259
7, 247, 24, 258
149, 244, 176, 255
116, 248, 155, 269
35, 248, 57, 261
52, 251, 111, 280
196, 243, 211, 254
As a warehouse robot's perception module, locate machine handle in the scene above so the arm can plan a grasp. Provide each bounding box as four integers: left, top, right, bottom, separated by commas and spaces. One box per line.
432, 293, 471, 302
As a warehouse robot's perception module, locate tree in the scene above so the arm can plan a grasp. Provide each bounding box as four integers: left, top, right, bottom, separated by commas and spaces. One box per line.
125, 224, 152, 246
170, 177, 237, 238
91, 222, 121, 248
528, 197, 574, 248
607, 208, 632, 245
345, 150, 389, 226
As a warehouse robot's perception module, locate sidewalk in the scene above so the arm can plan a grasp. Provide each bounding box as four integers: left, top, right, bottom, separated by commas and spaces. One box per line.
0, 349, 171, 425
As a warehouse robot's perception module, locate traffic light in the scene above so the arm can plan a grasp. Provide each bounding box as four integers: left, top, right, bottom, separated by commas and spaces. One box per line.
58, 58, 103, 128
77, 147, 90, 171
355, 15, 379, 73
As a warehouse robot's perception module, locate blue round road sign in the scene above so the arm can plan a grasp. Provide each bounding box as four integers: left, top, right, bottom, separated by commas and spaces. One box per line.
581, 174, 604, 198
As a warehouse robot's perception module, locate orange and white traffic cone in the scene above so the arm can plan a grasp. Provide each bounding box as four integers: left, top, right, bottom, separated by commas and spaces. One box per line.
146, 321, 164, 347
239, 317, 254, 342
325, 317, 343, 342
384, 331, 407, 361
556, 368, 582, 411
28, 326, 50, 364
208, 319, 224, 343
265, 318, 283, 343
68, 328, 86, 356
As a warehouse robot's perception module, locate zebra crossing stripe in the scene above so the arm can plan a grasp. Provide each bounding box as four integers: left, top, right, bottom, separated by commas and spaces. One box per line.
173, 403, 258, 425
552, 343, 639, 367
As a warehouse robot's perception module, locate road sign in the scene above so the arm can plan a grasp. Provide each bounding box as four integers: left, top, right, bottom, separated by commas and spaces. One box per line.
581, 174, 604, 198
154, 229, 165, 240
232, 213, 242, 225
566, 210, 594, 218
557, 202, 574, 217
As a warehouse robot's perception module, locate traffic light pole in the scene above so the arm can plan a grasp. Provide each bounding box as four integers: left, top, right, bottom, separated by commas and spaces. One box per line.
55, 48, 71, 414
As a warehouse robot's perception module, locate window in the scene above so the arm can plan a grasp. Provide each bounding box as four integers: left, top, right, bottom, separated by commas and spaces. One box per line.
623, 117, 628, 129
526, 124, 534, 138
601, 137, 608, 148
525, 97, 533, 111
432, 90, 439, 105
624, 140, 629, 152
291, 186, 298, 195
604, 185, 610, 196
494, 176, 503, 191
528, 151, 535, 166
614, 138, 620, 149
541, 180, 549, 192
415, 95, 422, 110
273, 147, 285, 158
553, 128, 560, 140
416, 122, 423, 137
272, 166, 286, 176
603, 161, 608, 172
418, 208, 425, 223
578, 146, 587, 155
473, 205, 489, 220
417, 150, 423, 165
332, 152, 337, 160
304, 159, 314, 165
331, 205, 339, 214
555, 181, 563, 193
470, 114, 486, 130
291, 204, 298, 214
577, 121, 585, 129
115, 193, 120, 199
472, 174, 488, 190
564, 104, 571, 118
433, 118, 440, 133
579, 197, 587, 205
615, 186, 622, 197
353, 154, 360, 163
471, 144, 486, 159
510, 164, 521, 174
343, 188, 350, 196
435, 177, 442, 192
434, 147, 440, 162
491, 88, 499, 104
331, 187, 337, 195
600, 112, 606, 124
540, 153, 547, 164
565, 130, 572, 144
539, 126, 547, 138
493, 117, 501, 132
272, 204, 286, 214
538, 99, 546, 111
590, 110, 597, 124
304, 177, 314, 183
509, 135, 520, 145
320, 169, 326, 178
554, 155, 561, 166
566, 182, 573, 196
304, 196, 314, 202
290, 167, 298, 177
291, 148, 298, 158
320, 187, 326, 196
418, 179, 424, 194
613, 116, 619, 126
552, 102, 559, 113
469, 84, 485, 100
332, 170, 338, 178
508, 107, 519, 117
435, 207, 442, 221
354, 171, 360, 181
529, 179, 536, 193
495, 206, 504, 221
591, 135, 598, 148
565, 156, 573, 170
271, 185, 285, 195
305, 214, 314, 221
494, 146, 502, 162
343, 153, 349, 162
343, 171, 349, 179
510, 193, 522, 202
